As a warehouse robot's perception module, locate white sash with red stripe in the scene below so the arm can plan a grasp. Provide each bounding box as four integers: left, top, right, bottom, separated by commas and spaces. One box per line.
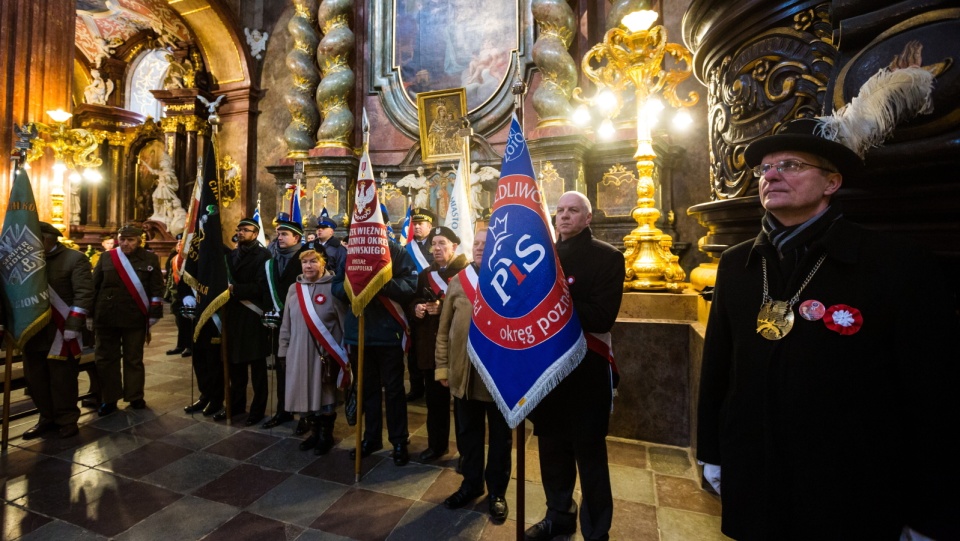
459, 265, 479, 304
296, 283, 351, 389
110, 249, 149, 317
378, 296, 410, 352
47, 286, 82, 360
428, 270, 448, 298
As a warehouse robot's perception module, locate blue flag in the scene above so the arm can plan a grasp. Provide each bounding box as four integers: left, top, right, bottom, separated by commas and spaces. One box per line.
467, 116, 586, 428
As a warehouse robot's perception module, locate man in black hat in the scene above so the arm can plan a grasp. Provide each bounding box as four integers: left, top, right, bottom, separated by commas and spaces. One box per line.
307, 210, 347, 274
408, 226, 469, 464
21, 223, 94, 438
697, 119, 959, 540
404, 207, 436, 402
217, 217, 272, 425
261, 219, 307, 430
91, 224, 164, 416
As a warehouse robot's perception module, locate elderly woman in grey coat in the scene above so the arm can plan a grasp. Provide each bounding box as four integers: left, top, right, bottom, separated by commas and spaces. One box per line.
278, 250, 349, 455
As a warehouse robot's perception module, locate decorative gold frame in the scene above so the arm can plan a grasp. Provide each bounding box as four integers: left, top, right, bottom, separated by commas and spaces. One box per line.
416, 88, 467, 164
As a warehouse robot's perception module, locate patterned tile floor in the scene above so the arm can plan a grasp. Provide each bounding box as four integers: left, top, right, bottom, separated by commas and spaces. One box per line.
2, 314, 730, 540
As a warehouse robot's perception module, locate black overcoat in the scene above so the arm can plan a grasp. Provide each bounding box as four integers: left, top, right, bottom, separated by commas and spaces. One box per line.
698, 219, 959, 540
224, 243, 271, 363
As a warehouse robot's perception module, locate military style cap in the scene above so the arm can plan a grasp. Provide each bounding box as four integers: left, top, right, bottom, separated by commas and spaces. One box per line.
411, 207, 436, 223
316, 208, 336, 229
118, 224, 143, 237
238, 217, 260, 230
276, 219, 304, 237
38, 222, 61, 237
428, 226, 460, 245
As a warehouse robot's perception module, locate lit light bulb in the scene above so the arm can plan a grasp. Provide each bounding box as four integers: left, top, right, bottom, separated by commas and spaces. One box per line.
69, 171, 82, 183
82, 168, 102, 182
46, 109, 73, 123
597, 90, 618, 114
53, 160, 67, 173
621, 10, 658, 32
598, 118, 615, 140
672, 109, 693, 130
572, 105, 591, 126
642, 98, 664, 120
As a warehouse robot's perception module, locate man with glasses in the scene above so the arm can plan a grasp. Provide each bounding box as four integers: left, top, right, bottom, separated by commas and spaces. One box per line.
216, 218, 272, 425
697, 119, 959, 540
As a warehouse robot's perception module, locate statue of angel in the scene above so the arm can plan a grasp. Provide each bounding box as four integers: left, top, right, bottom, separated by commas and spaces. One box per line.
469, 162, 499, 214
398, 166, 430, 209
162, 54, 194, 90
83, 69, 114, 105
244, 28, 270, 60
143, 151, 186, 233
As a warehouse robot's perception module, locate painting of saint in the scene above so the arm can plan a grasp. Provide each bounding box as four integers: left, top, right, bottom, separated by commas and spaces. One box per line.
394, 0, 518, 110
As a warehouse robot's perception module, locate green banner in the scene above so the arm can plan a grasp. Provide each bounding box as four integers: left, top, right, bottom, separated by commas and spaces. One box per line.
0, 167, 51, 347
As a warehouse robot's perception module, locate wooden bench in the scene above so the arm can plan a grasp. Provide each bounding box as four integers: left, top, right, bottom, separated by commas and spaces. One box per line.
1, 347, 99, 421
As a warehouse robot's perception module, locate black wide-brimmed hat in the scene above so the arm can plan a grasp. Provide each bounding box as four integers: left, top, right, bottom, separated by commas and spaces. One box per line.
744, 118, 864, 179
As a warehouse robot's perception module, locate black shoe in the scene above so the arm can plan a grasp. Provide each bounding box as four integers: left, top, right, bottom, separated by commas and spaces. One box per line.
456, 455, 464, 474
130, 399, 147, 409
444, 487, 484, 509
418, 447, 447, 462
262, 411, 294, 429
212, 408, 228, 421
166, 347, 185, 355
393, 442, 409, 466
184, 398, 209, 413
294, 417, 309, 435
299, 416, 320, 451
524, 518, 576, 541
81, 397, 99, 409
489, 496, 508, 523
22, 422, 56, 440
58, 424, 79, 438
202, 402, 222, 417
244, 414, 265, 426
181, 348, 192, 357
98, 402, 118, 417
405, 390, 424, 402
313, 413, 336, 456
349, 440, 384, 459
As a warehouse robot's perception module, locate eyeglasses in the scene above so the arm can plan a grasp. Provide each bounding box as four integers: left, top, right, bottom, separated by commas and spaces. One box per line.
235, 228, 257, 234
753, 160, 837, 178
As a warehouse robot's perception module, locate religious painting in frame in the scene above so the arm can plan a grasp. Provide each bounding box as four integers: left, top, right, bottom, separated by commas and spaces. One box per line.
371, 0, 533, 140
417, 88, 467, 164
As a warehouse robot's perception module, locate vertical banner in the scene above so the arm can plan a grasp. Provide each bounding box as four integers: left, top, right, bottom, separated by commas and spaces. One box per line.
467, 116, 586, 428
0, 167, 50, 347
343, 120, 393, 315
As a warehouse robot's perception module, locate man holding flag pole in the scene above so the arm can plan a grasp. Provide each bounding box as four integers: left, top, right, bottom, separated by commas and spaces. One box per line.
333, 109, 418, 479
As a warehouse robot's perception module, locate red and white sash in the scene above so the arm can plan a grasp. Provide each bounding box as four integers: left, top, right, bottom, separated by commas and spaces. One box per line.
109, 249, 149, 317
586, 331, 620, 405
428, 270, 448, 298
459, 265, 479, 304
378, 296, 410, 352
296, 283, 351, 389
47, 286, 83, 360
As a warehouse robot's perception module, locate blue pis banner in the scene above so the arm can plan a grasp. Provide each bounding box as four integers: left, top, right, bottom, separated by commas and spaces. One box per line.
467, 116, 586, 428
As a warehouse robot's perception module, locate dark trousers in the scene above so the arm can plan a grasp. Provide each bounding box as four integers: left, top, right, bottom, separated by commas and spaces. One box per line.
23, 350, 80, 426
457, 397, 511, 497
174, 312, 193, 350
271, 328, 289, 416
407, 353, 424, 395
228, 357, 267, 417
538, 433, 613, 541
351, 346, 408, 446
424, 370, 451, 452
94, 326, 147, 403
194, 342, 223, 405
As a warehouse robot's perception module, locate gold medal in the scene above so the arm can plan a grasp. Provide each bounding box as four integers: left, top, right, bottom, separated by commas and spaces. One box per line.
757, 299, 795, 340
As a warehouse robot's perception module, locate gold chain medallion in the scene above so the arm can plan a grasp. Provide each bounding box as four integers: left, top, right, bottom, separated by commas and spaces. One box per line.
757, 299, 795, 340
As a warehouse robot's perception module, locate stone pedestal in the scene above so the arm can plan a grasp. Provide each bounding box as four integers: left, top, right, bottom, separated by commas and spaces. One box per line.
266, 155, 359, 230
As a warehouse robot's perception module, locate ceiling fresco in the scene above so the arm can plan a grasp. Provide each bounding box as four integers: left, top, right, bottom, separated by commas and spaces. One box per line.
75, 0, 192, 65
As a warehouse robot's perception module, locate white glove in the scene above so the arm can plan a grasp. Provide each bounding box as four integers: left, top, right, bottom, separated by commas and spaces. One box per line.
63, 329, 79, 341
900, 526, 936, 541
703, 463, 721, 495
182, 295, 197, 308
85, 319, 94, 332
149, 318, 159, 327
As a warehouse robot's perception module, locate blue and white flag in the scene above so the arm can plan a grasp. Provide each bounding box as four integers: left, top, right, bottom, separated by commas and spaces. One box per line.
399, 204, 412, 246
253, 199, 268, 247
467, 116, 586, 428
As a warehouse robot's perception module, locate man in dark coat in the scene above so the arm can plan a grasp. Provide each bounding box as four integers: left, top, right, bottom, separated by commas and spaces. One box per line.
164, 236, 192, 358
408, 226, 469, 463
91, 224, 164, 415
21, 222, 94, 439
697, 119, 959, 540
217, 218, 272, 425
178, 278, 223, 417
262, 219, 306, 430
525, 192, 625, 541
404, 207, 435, 402
332, 239, 418, 465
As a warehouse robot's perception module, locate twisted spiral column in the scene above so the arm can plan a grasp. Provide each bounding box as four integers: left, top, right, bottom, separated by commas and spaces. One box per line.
284, 0, 321, 158
315, 0, 354, 148
531, 0, 577, 128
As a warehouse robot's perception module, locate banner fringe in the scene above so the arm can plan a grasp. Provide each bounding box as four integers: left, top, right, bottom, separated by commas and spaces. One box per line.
345, 264, 393, 316
15, 309, 51, 350
193, 289, 230, 342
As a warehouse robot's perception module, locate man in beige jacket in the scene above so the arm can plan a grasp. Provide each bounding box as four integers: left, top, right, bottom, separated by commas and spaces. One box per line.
435, 229, 510, 523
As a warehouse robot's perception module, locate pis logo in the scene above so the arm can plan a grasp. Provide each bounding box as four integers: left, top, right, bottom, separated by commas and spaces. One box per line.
485, 212, 545, 306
